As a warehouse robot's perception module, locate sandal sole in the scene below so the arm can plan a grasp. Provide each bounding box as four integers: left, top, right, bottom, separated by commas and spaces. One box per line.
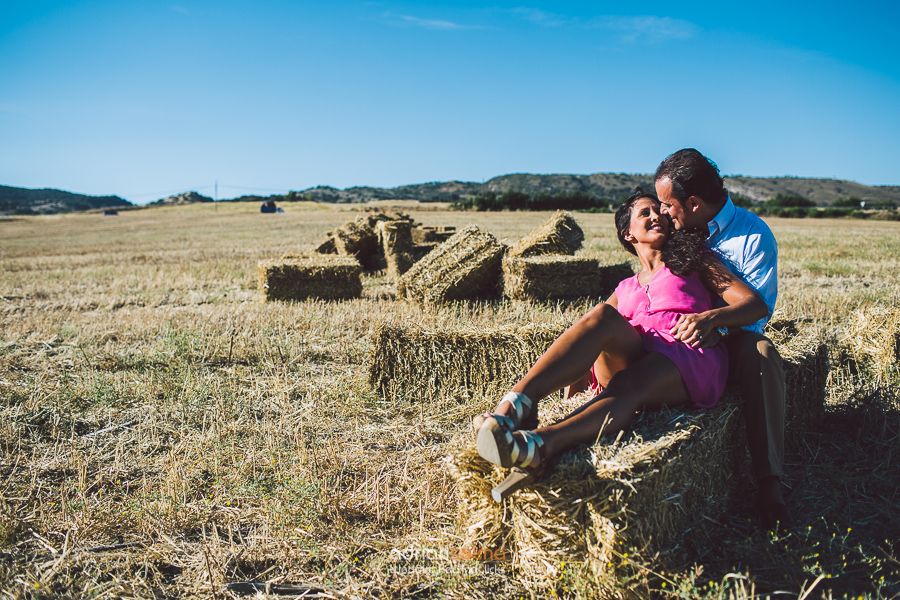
476, 419, 513, 468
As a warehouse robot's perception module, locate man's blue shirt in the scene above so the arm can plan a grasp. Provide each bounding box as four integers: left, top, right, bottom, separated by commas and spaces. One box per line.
706, 197, 778, 334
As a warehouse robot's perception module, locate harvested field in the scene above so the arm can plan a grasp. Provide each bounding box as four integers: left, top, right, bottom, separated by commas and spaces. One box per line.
1, 203, 899, 599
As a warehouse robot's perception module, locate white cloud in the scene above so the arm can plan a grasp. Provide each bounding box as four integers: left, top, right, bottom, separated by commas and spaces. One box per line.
587, 15, 698, 42
510, 8, 697, 42
378, 12, 477, 30
399, 15, 465, 30
170, 5, 190, 16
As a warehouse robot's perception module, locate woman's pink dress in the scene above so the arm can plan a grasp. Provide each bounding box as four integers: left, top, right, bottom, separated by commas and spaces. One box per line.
613, 265, 728, 408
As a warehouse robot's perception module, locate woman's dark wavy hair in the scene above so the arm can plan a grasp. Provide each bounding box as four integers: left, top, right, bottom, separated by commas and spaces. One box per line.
615, 186, 707, 278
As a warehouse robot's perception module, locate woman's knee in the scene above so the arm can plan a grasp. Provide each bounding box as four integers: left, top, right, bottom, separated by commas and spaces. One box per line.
579, 302, 620, 329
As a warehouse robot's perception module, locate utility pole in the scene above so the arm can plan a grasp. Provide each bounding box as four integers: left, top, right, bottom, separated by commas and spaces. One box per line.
215, 180, 218, 212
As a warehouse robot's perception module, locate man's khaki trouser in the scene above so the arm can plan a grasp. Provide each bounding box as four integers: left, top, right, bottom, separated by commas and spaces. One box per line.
724, 331, 785, 481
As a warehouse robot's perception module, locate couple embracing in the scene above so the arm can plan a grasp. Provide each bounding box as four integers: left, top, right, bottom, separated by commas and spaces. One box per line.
474, 148, 793, 532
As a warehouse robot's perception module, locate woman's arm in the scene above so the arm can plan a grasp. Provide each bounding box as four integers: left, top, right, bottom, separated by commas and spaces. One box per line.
669, 254, 768, 348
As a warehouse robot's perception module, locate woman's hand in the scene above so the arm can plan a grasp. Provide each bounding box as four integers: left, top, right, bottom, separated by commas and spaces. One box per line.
670, 312, 717, 348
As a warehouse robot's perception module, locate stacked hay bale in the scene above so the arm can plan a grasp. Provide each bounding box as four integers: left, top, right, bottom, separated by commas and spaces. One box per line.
332, 218, 381, 270
397, 225, 506, 304
369, 323, 564, 402
412, 225, 456, 244
257, 255, 362, 301
314, 233, 337, 254
506, 211, 584, 258
378, 220, 415, 279
503, 256, 633, 302
449, 323, 829, 589
502, 211, 631, 301
842, 304, 900, 376
451, 394, 745, 592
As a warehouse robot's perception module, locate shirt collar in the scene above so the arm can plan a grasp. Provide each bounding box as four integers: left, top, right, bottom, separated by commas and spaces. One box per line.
707, 196, 736, 240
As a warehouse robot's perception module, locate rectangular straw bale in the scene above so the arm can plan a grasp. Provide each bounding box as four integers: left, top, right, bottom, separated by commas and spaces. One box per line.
451, 394, 746, 592
507, 211, 584, 258
368, 323, 564, 402
502, 255, 633, 301
333, 219, 380, 270
777, 325, 829, 447
842, 305, 900, 375
397, 225, 505, 303
257, 256, 362, 301
314, 235, 337, 254
412, 226, 456, 244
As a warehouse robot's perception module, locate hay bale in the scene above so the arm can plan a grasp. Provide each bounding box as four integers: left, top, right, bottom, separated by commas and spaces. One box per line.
451, 394, 746, 591
397, 225, 505, 303
257, 256, 362, 301
333, 219, 380, 270
412, 226, 456, 244
842, 305, 900, 375
314, 235, 337, 254
778, 326, 828, 446
447, 323, 828, 589
368, 323, 563, 402
507, 211, 584, 258
502, 256, 633, 301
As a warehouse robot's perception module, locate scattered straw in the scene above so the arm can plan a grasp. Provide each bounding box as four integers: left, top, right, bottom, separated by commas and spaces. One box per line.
257, 256, 362, 301
507, 211, 584, 258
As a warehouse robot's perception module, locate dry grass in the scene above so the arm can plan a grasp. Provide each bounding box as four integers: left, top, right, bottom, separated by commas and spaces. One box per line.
0, 203, 898, 598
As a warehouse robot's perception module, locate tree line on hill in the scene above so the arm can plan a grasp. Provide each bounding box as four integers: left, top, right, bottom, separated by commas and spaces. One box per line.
451, 189, 900, 220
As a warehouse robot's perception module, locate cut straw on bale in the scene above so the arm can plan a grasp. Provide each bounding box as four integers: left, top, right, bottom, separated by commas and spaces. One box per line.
333, 219, 380, 270
451, 393, 747, 592
258, 256, 362, 301
842, 304, 900, 375
369, 323, 564, 402
397, 225, 505, 304
502, 256, 633, 301
507, 211, 584, 258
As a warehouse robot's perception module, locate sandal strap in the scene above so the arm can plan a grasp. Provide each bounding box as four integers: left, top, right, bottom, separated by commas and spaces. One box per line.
498, 392, 533, 427
516, 430, 545, 470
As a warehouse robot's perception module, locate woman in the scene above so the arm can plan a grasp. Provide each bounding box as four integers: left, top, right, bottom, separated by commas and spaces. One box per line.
474, 187, 769, 501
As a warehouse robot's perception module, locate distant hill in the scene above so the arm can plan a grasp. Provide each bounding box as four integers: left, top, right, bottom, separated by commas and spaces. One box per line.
148, 191, 214, 206
0, 185, 132, 215
4, 174, 899, 215
291, 173, 900, 207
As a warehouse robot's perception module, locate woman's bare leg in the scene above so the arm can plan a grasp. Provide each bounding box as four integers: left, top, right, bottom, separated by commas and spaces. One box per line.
529, 352, 691, 463
492, 303, 644, 418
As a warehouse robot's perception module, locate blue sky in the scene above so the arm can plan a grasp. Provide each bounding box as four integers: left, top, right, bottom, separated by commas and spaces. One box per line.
1, 1, 898, 203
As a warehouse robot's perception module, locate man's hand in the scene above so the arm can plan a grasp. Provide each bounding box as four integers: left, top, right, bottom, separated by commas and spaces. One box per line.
670, 313, 717, 348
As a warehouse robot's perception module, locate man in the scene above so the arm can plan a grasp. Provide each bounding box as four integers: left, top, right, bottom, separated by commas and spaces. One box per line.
655, 148, 794, 531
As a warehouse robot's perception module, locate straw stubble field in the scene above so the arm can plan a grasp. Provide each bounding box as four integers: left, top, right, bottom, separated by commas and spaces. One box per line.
1, 202, 899, 599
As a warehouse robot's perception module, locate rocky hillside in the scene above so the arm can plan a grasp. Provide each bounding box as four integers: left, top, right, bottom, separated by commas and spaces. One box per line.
0, 185, 132, 215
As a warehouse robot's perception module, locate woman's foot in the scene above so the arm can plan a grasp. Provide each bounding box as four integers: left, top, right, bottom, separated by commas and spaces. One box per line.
472, 392, 537, 436
477, 427, 545, 470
